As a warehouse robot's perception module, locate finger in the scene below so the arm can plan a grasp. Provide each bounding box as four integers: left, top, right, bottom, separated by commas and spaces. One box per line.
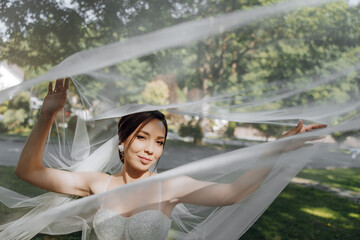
294, 120, 303, 133
54, 79, 64, 92
312, 124, 327, 129
48, 82, 53, 94
64, 78, 70, 91
303, 124, 327, 132
287, 120, 303, 135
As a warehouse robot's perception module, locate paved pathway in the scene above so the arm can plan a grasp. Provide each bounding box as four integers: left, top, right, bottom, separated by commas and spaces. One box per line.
2, 135, 360, 169
1, 137, 359, 204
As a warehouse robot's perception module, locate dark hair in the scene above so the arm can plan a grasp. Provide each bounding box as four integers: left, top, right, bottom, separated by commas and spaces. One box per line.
118, 111, 168, 169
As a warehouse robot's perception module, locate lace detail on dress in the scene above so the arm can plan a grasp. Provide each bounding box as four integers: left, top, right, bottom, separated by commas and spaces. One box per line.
93, 209, 171, 240
93, 175, 170, 240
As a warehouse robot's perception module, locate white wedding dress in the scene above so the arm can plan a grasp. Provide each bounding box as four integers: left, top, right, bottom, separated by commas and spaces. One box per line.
93, 175, 171, 240
93, 209, 171, 240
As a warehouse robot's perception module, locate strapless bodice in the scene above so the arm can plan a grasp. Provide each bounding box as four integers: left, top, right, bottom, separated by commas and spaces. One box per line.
93, 208, 171, 240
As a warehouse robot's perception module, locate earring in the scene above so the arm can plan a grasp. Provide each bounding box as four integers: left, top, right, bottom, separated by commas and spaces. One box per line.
118, 145, 125, 163
118, 145, 124, 152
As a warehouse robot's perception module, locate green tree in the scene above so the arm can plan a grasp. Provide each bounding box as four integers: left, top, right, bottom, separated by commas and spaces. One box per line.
179, 118, 204, 145
224, 121, 237, 139
0, 0, 200, 71
141, 79, 170, 105
1, 92, 30, 133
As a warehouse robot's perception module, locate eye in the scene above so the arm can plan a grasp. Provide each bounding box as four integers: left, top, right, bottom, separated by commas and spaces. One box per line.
136, 135, 146, 140
157, 141, 164, 146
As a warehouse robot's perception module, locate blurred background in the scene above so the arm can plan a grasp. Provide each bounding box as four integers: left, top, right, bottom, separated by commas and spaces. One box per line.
0, 0, 359, 239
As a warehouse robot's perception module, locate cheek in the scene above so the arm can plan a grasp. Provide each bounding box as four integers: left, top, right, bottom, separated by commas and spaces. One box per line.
128, 140, 146, 153
155, 146, 164, 157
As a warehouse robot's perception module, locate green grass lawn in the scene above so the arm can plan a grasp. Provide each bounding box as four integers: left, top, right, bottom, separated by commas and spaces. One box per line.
297, 168, 360, 192
241, 184, 359, 240
0, 166, 358, 239
0, 166, 46, 197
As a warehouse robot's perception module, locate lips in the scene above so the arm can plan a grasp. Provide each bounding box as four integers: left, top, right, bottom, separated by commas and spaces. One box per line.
138, 155, 152, 164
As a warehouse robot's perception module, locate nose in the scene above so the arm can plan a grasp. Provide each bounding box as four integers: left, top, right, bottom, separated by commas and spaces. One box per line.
144, 141, 154, 155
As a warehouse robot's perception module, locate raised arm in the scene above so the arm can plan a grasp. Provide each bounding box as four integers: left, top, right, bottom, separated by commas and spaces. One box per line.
170, 120, 326, 206
15, 79, 94, 197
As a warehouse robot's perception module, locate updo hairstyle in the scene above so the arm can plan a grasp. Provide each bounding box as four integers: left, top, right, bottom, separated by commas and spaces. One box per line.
117, 111, 168, 167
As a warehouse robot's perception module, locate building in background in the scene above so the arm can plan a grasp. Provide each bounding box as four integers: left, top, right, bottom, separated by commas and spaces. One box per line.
0, 62, 25, 122
0, 61, 24, 91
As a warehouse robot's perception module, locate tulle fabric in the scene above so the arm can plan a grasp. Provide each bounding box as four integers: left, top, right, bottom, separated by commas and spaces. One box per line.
0, 123, 320, 240
1, 113, 359, 239
0, 0, 359, 239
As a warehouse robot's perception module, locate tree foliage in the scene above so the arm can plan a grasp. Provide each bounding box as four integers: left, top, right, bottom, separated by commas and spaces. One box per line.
1, 0, 359, 139
179, 118, 204, 145
0, 92, 30, 133
141, 80, 170, 105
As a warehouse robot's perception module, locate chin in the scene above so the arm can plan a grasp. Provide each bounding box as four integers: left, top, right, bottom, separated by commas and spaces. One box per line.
136, 163, 153, 172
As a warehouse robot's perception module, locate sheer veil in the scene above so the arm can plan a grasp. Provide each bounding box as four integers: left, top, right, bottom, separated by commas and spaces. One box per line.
0, 0, 360, 239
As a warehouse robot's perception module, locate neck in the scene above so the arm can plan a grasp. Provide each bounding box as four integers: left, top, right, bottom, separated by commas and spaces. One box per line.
119, 164, 150, 184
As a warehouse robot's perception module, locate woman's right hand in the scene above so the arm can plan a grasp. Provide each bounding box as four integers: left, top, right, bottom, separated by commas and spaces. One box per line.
40, 78, 70, 117
16, 76, 96, 197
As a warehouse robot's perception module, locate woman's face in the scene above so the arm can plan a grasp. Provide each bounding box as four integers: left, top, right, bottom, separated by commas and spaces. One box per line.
121, 119, 166, 172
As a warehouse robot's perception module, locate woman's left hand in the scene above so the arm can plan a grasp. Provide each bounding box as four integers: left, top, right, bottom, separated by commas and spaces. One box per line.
278, 120, 327, 139
275, 120, 327, 153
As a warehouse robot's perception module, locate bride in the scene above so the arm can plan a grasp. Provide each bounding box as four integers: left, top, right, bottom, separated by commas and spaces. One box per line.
13, 78, 326, 239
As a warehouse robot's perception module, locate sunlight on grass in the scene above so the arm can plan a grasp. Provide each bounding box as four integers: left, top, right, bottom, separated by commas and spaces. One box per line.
242, 184, 360, 240
278, 192, 294, 199
297, 168, 360, 192
342, 223, 355, 230
301, 207, 336, 219
279, 212, 294, 220
326, 174, 335, 180
349, 212, 360, 219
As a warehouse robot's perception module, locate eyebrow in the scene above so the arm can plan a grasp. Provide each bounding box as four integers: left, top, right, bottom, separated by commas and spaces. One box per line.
139, 130, 165, 139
